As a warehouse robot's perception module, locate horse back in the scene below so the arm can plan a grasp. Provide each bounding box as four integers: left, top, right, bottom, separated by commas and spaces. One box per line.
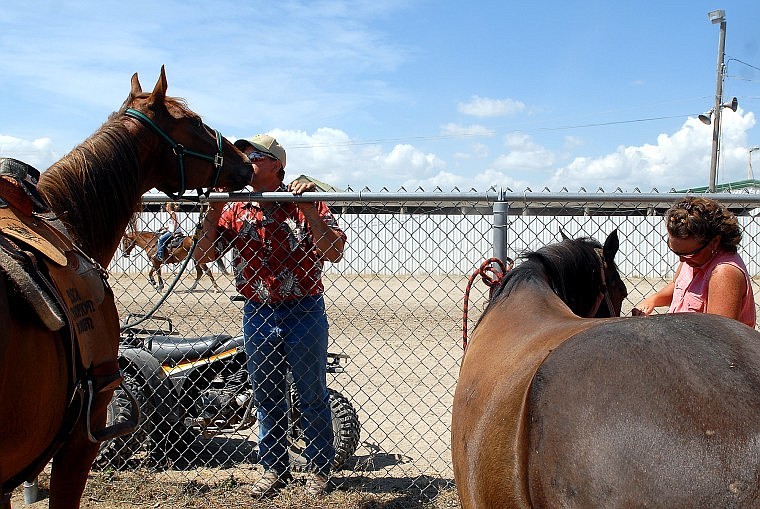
526, 313, 760, 507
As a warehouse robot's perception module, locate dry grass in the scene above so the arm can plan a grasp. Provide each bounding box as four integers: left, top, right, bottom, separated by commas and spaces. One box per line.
16, 469, 461, 508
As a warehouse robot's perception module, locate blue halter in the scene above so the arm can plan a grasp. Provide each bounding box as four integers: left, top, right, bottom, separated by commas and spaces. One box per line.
124, 108, 223, 201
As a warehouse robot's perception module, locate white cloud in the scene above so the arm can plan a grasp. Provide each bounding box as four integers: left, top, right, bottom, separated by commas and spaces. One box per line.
563, 136, 583, 150
458, 95, 525, 118
472, 143, 490, 158
454, 142, 489, 160
263, 128, 445, 191
0, 136, 60, 171
547, 110, 756, 191
404, 109, 758, 192
404, 167, 530, 192
440, 123, 495, 137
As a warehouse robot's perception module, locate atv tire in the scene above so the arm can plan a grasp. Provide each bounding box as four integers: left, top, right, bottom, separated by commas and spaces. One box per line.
93, 378, 153, 470
287, 386, 360, 471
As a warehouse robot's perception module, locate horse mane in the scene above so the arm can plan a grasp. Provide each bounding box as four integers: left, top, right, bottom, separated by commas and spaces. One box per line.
37, 111, 140, 256
37, 96, 194, 260
483, 237, 605, 322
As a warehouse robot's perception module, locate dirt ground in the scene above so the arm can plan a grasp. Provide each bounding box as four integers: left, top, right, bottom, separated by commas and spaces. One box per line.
11, 272, 656, 508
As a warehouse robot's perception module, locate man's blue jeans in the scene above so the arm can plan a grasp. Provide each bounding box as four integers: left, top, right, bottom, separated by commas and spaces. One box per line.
243, 294, 335, 475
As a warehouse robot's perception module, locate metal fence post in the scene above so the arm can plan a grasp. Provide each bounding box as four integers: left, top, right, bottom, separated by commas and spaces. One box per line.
23, 479, 38, 504
493, 188, 509, 262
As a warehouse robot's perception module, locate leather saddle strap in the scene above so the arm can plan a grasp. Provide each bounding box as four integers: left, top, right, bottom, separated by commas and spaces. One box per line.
89, 360, 122, 393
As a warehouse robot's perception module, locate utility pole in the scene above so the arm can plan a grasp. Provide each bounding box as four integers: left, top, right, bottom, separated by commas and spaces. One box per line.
749, 146, 760, 180
708, 9, 726, 192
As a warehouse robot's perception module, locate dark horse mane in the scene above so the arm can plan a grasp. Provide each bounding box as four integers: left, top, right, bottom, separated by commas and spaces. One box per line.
482, 237, 609, 323
38, 96, 195, 263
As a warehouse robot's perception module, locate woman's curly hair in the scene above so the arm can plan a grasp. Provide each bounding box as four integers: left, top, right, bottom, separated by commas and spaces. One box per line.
665, 197, 742, 253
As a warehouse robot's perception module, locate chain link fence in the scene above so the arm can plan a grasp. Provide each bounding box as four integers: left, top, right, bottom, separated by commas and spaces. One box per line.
99, 190, 760, 500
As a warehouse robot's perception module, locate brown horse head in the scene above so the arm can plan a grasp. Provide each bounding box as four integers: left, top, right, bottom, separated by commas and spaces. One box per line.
39, 66, 253, 265
120, 232, 138, 257
485, 229, 627, 322
123, 66, 252, 196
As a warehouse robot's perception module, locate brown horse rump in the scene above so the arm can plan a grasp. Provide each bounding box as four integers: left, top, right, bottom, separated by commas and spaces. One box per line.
525, 313, 760, 506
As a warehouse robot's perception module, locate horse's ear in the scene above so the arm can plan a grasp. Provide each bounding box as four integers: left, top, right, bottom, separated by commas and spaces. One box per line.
603, 228, 620, 262
559, 228, 571, 241
130, 72, 142, 97
147, 65, 168, 108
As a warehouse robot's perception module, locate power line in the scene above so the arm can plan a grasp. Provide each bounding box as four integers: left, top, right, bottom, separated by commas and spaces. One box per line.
727, 57, 760, 73
532, 115, 692, 132
287, 113, 700, 150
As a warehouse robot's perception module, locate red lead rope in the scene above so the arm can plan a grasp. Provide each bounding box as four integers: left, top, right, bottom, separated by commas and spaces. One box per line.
462, 257, 514, 351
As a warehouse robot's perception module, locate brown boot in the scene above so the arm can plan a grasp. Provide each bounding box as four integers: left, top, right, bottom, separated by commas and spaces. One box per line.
251, 470, 291, 498
303, 472, 329, 497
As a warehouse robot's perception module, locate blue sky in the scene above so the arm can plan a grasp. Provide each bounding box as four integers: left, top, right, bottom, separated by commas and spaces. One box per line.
1, 0, 758, 192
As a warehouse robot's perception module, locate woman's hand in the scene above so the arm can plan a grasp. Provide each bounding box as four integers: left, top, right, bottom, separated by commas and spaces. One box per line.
632, 298, 656, 316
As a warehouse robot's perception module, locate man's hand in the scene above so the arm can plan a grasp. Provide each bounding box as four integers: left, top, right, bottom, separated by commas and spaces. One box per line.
288, 180, 317, 195
288, 180, 317, 212
287, 179, 344, 262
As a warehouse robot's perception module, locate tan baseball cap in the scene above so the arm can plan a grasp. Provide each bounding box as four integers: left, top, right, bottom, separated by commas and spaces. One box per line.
234, 134, 286, 168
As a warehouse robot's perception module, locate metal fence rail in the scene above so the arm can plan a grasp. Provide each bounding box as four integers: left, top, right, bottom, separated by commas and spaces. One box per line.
101, 190, 760, 498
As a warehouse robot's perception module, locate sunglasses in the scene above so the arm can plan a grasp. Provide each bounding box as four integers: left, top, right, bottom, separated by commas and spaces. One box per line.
247, 151, 277, 162
667, 238, 711, 258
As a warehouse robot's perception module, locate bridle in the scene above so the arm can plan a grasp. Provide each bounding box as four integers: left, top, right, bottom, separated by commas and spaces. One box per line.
592, 247, 617, 317
124, 108, 223, 201
121, 234, 137, 256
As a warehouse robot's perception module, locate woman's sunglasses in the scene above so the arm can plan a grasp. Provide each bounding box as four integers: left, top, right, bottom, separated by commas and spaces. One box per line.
667, 238, 711, 258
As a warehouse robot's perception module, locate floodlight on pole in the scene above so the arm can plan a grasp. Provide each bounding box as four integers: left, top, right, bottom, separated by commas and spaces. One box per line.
707, 9, 727, 192
708, 9, 725, 23
698, 97, 738, 125
749, 146, 760, 180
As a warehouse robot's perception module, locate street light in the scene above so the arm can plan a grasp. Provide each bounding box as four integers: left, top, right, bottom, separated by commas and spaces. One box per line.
706, 9, 727, 192
749, 146, 760, 180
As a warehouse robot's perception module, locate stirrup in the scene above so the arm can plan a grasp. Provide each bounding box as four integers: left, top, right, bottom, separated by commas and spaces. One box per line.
86, 379, 140, 443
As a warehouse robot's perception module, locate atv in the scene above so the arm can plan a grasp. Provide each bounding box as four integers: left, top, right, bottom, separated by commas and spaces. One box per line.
96, 314, 360, 471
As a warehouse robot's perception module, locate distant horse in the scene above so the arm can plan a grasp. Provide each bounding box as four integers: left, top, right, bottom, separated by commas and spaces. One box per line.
120, 230, 227, 293
0, 67, 252, 508
452, 230, 760, 508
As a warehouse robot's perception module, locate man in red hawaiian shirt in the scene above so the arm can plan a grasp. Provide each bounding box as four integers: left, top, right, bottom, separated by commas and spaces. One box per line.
196, 134, 345, 498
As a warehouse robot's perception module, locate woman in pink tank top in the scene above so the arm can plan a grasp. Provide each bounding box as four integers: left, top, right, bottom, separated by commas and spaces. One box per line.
634, 197, 756, 328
